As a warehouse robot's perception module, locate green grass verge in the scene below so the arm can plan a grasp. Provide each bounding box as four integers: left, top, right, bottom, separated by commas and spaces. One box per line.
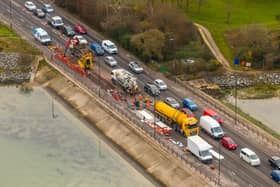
237, 84, 280, 99
0, 23, 40, 55
168, 0, 280, 66
223, 101, 280, 140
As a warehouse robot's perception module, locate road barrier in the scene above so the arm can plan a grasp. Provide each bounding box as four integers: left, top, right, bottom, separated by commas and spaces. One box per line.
175, 78, 280, 151
43, 52, 218, 186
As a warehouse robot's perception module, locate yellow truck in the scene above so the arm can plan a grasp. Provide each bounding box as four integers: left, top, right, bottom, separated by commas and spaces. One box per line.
155, 101, 199, 137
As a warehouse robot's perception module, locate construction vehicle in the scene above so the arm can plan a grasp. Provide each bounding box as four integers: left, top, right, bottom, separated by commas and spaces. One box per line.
64, 37, 94, 71
111, 69, 139, 95
154, 101, 199, 137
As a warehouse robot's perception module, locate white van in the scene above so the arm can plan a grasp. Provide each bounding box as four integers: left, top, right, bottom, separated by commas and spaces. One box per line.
240, 148, 261, 166
199, 116, 224, 138
33, 28, 51, 45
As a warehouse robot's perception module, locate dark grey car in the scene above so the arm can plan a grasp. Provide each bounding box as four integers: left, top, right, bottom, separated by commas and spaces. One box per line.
144, 83, 160, 96
33, 9, 45, 18
61, 25, 75, 37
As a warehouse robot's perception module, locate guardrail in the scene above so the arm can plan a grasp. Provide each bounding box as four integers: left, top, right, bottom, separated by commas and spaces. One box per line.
175, 78, 280, 151
44, 52, 218, 186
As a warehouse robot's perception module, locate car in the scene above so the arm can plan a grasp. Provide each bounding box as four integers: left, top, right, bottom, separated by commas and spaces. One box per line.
203, 109, 223, 124
25, 1, 36, 11
61, 25, 75, 37
182, 98, 198, 111
221, 136, 237, 150
154, 79, 167, 90
48, 16, 64, 28
104, 56, 117, 67
271, 170, 280, 183
144, 83, 160, 96
101, 40, 118, 54
33, 9, 45, 18
42, 4, 54, 13
74, 23, 87, 34
73, 35, 88, 45
90, 43, 105, 56
268, 156, 280, 170
165, 97, 180, 109
180, 108, 194, 118
240, 148, 261, 166
129, 61, 143, 73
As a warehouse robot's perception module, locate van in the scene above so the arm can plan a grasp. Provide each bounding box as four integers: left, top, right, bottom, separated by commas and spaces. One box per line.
240, 148, 261, 166
199, 116, 224, 138
33, 28, 51, 45
203, 109, 222, 124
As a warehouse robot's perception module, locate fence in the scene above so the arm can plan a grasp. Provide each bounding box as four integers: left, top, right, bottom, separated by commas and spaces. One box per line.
175, 78, 280, 151
44, 53, 218, 186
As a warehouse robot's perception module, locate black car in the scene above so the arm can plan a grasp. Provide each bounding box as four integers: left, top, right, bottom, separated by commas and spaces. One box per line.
268, 156, 280, 169
33, 9, 45, 18
144, 83, 160, 96
61, 25, 75, 37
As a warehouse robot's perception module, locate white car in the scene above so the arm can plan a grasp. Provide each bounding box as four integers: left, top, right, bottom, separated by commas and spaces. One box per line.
73, 35, 88, 45
101, 40, 118, 54
154, 79, 167, 90
25, 1, 36, 11
48, 16, 64, 28
240, 148, 261, 166
104, 56, 117, 67
42, 4, 54, 13
165, 97, 180, 109
129, 61, 143, 73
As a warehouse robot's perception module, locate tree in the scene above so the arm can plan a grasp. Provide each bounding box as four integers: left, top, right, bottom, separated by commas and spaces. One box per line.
130, 29, 165, 61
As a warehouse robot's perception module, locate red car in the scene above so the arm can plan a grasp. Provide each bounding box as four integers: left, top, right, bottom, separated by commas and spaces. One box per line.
74, 23, 87, 34
203, 109, 223, 124
221, 136, 237, 150
180, 108, 195, 118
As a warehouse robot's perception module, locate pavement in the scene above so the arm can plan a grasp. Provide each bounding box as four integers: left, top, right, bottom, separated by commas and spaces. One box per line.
0, 0, 279, 186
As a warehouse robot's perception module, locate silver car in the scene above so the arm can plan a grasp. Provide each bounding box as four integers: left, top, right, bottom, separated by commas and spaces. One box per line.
165, 97, 180, 109
154, 79, 167, 90
129, 61, 143, 73
104, 56, 117, 67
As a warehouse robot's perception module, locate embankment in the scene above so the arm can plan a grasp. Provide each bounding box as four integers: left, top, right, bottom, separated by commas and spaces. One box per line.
34, 65, 212, 187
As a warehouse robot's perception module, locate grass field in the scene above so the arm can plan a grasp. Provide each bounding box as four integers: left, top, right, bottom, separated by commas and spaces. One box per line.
174, 0, 280, 63
0, 23, 39, 54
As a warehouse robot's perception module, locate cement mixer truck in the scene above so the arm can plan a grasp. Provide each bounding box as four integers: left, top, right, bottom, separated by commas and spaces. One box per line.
155, 101, 199, 137
111, 69, 139, 95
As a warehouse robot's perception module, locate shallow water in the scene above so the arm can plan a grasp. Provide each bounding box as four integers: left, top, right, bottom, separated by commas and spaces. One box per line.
228, 96, 280, 134
0, 87, 155, 187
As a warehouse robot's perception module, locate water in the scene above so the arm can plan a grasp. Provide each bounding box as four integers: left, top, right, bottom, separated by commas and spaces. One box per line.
0, 87, 155, 187
228, 96, 280, 134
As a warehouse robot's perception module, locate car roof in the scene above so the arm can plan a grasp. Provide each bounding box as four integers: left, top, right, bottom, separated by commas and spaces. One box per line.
103, 40, 114, 44
155, 79, 163, 82
106, 56, 114, 59
241, 148, 256, 155
52, 16, 62, 20
272, 156, 280, 160
223, 136, 233, 141
92, 43, 100, 47
272, 170, 280, 175
184, 98, 192, 102
166, 97, 175, 101
204, 109, 217, 115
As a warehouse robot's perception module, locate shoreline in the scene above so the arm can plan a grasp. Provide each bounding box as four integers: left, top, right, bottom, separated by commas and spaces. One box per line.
42, 86, 165, 187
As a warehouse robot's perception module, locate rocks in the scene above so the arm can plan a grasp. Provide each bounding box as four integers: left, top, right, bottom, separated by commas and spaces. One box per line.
0, 52, 33, 84
212, 72, 280, 88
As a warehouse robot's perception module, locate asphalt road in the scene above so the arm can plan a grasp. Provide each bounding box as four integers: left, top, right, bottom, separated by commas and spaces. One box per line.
1, 1, 279, 186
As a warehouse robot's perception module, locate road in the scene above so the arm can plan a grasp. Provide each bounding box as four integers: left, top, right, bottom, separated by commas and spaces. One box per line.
1, 1, 279, 186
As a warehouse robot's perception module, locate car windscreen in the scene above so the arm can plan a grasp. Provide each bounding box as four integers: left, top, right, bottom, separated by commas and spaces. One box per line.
41, 35, 50, 40
212, 115, 220, 120
227, 139, 235, 144
108, 44, 116, 49
55, 19, 62, 24
212, 127, 222, 133
250, 154, 258, 160
200, 150, 211, 157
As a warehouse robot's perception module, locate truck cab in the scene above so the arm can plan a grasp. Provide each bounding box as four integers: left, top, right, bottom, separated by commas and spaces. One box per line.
33, 28, 51, 45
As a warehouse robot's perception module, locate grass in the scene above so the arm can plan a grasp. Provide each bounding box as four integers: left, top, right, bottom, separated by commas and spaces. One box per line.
223, 101, 280, 140
0, 23, 40, 55
170, 0, 280, 65
237, 84, 280, 99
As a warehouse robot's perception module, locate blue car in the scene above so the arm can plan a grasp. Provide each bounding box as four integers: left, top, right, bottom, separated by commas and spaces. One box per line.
90, 43, 105, 56
182, 98, 198, 111
271, 170, 280, 183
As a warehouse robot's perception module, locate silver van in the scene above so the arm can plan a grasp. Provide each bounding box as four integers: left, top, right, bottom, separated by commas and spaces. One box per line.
240, 148, 260, 166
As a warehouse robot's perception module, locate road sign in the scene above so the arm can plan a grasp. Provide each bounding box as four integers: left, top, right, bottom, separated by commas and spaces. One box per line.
234, 58, 239, 65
